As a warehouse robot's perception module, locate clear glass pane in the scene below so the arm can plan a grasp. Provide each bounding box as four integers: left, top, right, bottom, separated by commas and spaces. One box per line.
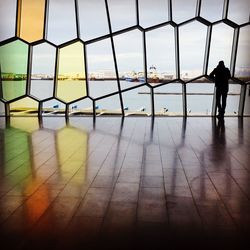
122, 86, 151, 115
108, 0, 136, 32
0, 40, 28, 101
172, 0, 197, 23
235, 26, 250, 82
208, 23, 234, 74
18, 0, 45, 42
42, 99, 65, 115
226, 82, 241, 115
10, 97, 38, 116
47, 0, 77, 45
30, 42, 56, 100
57, 42, 87, 103
186, 80, 214, 115
0, 101, 5, 115
78, 0, 109, 41
146, 25, 175, 86
113, 30, 144, 90
228, 0, 250, 24
154, 83, 183, 115
96, 94, 122, 115
179, 21, 207, 80
139, 0, 168, 28
69, 98, 93, 115
0, 0, 16, 41
200, 0, 224, 22
87, 38, 118, 98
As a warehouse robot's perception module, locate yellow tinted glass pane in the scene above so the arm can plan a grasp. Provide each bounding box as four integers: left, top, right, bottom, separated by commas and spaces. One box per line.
18, 0, 45, 42
57, 42, 87, 103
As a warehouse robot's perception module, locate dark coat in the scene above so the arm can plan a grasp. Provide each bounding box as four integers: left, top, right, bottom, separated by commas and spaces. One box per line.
209, 66, 231, 92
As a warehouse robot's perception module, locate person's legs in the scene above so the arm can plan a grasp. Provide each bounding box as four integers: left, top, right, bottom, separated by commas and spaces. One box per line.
221, 92, 228, 116
216, 88, 222, 116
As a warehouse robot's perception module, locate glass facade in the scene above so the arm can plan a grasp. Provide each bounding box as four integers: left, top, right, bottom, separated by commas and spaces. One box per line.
0, 0, 249, 117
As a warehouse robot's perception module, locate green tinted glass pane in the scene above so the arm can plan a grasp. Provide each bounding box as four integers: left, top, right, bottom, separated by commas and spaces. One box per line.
0, 40, 28, 101
57, 42, 87, 103
10, 97, 38, 116
0, 101, 5, 115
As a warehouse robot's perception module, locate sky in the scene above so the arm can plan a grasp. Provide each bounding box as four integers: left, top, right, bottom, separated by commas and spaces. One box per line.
0, 0, 249, 77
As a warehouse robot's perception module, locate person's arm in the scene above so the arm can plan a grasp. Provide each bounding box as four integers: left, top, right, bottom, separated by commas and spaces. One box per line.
209, 69, 216, 80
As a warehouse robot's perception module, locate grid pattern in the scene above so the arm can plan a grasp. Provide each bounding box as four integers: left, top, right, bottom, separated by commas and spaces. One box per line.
0, 0, 249, 117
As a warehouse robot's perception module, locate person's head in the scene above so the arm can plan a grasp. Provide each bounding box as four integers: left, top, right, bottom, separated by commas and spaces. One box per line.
218, 61, 225, 68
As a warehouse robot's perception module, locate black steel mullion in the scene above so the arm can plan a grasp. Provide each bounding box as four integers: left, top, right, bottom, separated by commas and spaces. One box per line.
196, 0, 202, 17
53, 47, 59, 98
0, 64, 2, 99
136, 0, 139, 26
5, 103, 10, 117
222, 0, 229, 19
168, 0, 172, 21
150, 88, 155, 116
83, 43, 89, 97
230, 27, 240, 77
211, 86, 216, 116
26, 45, 32, 95
174, 26, 180, 79
182, 83, 187, 117
15, 0, 21, 37
203, 25, 212, 75
43, 0, 49, 39
104, 0, 125, 116
238, 84, 247, 116
74, 0, 80, 38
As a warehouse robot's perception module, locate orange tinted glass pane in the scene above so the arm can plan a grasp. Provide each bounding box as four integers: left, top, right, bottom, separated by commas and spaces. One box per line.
18, 0, 45, 42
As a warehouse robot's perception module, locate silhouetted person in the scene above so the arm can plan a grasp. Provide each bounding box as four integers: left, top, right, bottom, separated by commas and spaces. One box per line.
209, 61, 231, 118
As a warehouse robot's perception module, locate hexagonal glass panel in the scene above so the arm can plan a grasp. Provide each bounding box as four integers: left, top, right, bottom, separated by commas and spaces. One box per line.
172, 0, 197, 24
139, 0, 169, 28
226, 81, 241, 116
17, 0, 45, 43
200, 0, 224, 22
9, 97, 38, 116
235, 26, 250, 82
47, 0, 77, 45
179, 21, 207, 80
78, 0, 109, 41
122, 86, 151, 116
186, 79, 214, 116
69, 98, 93, 115
208, 23, 234, 74
42, 99, 65, 115
228, 0, 250, 24
154, 83, 183, 115
96, 94, 122, 115
113, 30, 144, 90
87, 38, 119, 98
56, 42, 87, 103
0, 0, 16, 42
0, 40, 28, 101
244, 86, 250, 115
107, 0, 136, 32
30, 43, 56, 100
146, 25, 175, 86
0, 101, 5, 116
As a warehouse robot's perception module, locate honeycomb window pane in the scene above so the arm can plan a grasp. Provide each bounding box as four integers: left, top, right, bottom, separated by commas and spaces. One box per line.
113, 30, 144, 90
47, 0, 77, 45
78, 0, 109, 41
96, 94, 122, 115
154, 83, 183, 115
179, 21, 207, 80
10, 97, 38, 116
122, 86, 151, 115
228, 0, 250, 24
186, 80, 214, 116
0, 101, 5, 116
235, 26, 250, 82
139, 0, 168, 28
200, 0, 224, 22
30, 43, 56, 100
87, 38, 119, 98
172, 0, 197, 24
57, 42, 86, 103
226, 82, 241, 116
0, 40, 28, 101
108, 0, 136, 32
0, 0, 16, 41
69, 98, 93, 115
146, 25, 175, 86
208, 23, 234, 74
42, 99, 65, 115
18, 0, 45, 42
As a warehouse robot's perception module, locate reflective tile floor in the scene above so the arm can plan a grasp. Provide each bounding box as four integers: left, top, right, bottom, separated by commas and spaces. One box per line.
0, 117, 250, 250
